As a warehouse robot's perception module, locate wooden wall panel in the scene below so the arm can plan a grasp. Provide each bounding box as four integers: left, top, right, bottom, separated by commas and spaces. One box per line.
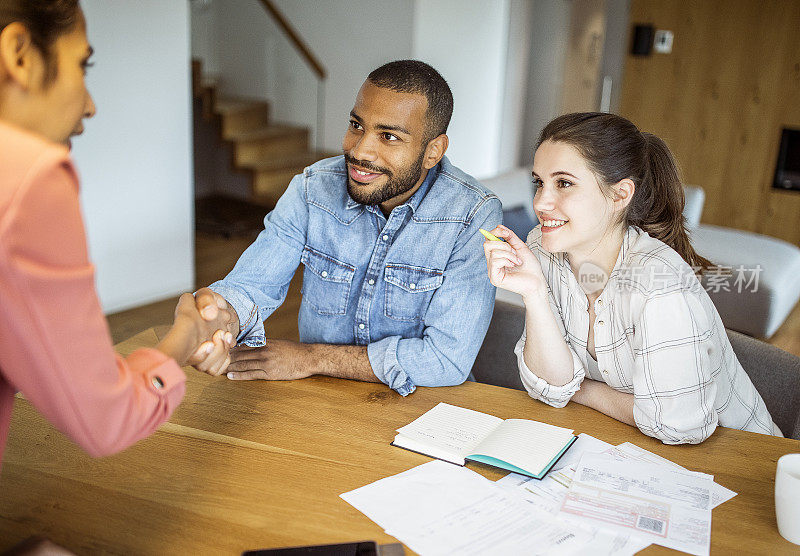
759, 20, 800, 244
619, 0, 800, 245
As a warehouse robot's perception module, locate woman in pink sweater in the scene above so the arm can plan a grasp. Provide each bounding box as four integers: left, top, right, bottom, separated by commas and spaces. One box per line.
0, 1, 231, 477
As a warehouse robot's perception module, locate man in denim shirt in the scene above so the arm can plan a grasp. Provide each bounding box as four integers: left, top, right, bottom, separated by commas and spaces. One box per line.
192, 60, 501, 396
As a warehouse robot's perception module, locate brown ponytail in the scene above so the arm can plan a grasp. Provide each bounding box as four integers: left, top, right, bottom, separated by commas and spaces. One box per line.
538, 112, 712, 271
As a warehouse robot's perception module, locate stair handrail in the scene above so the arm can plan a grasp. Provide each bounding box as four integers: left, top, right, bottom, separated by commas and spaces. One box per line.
257, 0, 326, 80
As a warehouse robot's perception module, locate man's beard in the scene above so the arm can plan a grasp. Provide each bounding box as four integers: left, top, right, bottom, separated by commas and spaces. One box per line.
344, 151, 425, 206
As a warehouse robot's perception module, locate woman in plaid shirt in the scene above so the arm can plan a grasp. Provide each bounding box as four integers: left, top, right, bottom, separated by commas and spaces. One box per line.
483, 113, 780, 444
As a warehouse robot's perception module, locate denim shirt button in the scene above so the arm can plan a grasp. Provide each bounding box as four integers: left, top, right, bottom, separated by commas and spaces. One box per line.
368, 279, 375, 285
382, 234, 389, 241
321, 271, 328, 278
409, 283, 416, 290
358, 323, 365, 330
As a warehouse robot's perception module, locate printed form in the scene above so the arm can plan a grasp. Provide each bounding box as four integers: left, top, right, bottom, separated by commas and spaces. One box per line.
498, 436, 735, 515
609, 443, 736, 508
559, 453, 713, 556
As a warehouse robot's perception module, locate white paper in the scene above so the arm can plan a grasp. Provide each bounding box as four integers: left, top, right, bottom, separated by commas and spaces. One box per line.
394, 403, 503, 461
499, 437, 736, 516
560, 453, 713, 556
341, 461, 497, 531
341, 460, 647, 555
610, 442, 736, 508
552, 433, 616, 472
496, 433, 614, 514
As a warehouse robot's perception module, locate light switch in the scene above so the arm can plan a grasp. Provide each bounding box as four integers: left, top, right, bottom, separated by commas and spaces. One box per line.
654, 30, 674, 53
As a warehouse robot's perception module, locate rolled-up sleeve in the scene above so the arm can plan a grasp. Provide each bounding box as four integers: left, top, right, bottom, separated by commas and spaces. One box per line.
209, 172, 309, 347
0, 154, 185, 459
515, 319, 585, 407
632, 284, 719, 444
367, 197, 502, 395
514, 229, 586, 406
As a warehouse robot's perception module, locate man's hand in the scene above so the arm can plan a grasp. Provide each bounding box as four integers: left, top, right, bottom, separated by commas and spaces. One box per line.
223, 340, 377, 383
187, 287, 241, 376
157, 293, 233, 368
225, 340, 315, 381
193, 287, 237, 330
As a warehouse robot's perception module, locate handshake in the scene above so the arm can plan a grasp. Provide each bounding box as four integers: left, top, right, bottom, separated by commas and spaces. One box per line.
155, 287, 240, 376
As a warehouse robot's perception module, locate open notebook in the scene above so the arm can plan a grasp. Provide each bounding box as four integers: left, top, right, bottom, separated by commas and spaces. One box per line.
393, 403, 576, 480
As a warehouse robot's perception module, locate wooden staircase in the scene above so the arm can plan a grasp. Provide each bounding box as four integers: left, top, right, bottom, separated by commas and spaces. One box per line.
192, 59, 333, 207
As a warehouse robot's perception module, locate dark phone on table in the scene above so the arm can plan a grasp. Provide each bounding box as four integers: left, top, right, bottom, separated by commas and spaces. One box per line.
242, 541, 378, 556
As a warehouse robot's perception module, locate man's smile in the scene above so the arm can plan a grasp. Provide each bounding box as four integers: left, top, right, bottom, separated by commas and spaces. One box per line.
348, 163, 384, 184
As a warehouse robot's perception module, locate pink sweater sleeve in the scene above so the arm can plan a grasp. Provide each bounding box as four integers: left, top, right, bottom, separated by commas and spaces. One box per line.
0, 146, 185, 458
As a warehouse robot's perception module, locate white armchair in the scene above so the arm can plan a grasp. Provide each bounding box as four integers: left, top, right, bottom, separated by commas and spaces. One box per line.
684, 185, 800, 338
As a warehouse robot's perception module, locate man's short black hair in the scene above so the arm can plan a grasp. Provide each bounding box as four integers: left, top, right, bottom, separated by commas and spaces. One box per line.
367, 59, 453, 142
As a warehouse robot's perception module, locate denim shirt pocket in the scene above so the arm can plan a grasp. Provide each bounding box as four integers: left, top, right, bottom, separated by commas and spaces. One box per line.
384, 263, 444, 322
300, 246, 356, 315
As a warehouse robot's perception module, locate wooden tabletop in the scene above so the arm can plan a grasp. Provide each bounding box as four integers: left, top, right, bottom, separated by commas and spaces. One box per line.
1, 327, 798, 555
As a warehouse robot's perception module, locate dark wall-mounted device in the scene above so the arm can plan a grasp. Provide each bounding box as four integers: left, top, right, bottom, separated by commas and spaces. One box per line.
773, 127, 800, 192
631, 24, 654, 56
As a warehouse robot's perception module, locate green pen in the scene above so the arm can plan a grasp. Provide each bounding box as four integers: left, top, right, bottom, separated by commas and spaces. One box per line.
479, 228, 503, 242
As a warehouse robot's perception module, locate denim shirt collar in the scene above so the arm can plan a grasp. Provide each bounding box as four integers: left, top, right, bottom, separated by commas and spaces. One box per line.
345, 161, 441, 217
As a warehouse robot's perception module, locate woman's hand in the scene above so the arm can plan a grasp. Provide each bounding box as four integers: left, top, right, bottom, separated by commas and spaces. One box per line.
570, 379, 636, 426
482, 225, 548, 301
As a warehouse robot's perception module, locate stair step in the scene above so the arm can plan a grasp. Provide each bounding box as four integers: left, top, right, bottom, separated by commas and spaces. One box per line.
214, 96, 268, 114
241, 151, 335, 171
249, 152, 335, 206
228, 124, 308, 142
233, 125, 310, 167
252, 167, 306, 206
215, 97, 270, 139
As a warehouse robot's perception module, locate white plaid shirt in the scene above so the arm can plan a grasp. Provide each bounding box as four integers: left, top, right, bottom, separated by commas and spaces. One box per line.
516, 225, 781, 444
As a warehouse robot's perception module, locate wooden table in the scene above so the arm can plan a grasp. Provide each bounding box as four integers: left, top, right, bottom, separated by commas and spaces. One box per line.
1, 328, 798, 554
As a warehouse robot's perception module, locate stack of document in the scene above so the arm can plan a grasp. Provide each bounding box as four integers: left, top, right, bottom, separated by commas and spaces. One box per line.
342, 434, 736, 555
341, 460, 649, 555
499, 435, 735, 555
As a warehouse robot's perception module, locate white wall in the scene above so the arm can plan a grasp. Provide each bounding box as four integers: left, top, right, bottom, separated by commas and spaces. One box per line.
191, 0, 524, 179
413, 0, 511, 179
193, 0, 415, 152
517, 0, 630, 166
519, 0, 570, 167
191, 0, 219, 76
273, 0, 415, 151
599, 0, 630, 114
499, 0, 533, 171
208, 0, 277, 101
76, 0, 194, 313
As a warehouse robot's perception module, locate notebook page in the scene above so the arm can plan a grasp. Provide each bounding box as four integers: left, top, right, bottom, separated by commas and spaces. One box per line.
470, 418, 574, 474
395, 403, 504, 460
